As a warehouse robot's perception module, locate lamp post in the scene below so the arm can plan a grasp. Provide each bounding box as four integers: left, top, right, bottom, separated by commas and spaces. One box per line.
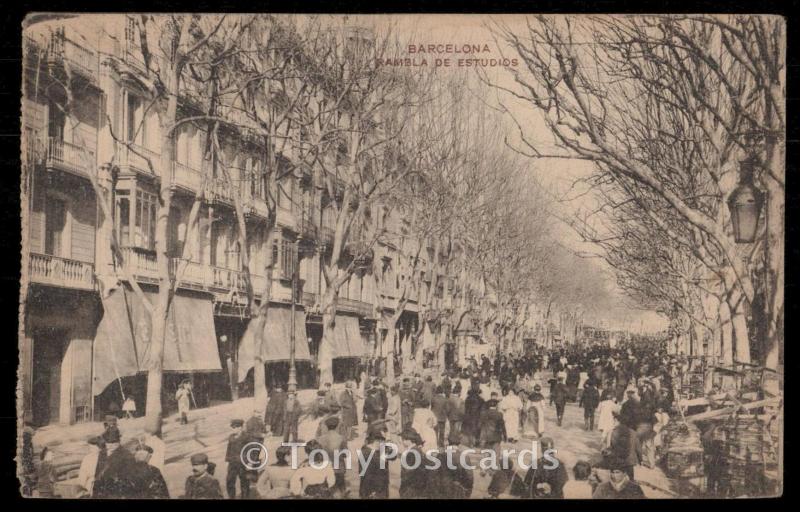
288, 240, 300, 394
727, 156, 765, 244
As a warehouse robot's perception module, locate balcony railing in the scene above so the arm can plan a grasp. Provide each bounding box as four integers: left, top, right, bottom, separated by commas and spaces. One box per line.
48, 31, 98, 78
119, 247, 159, 282
119, 248, 269, 299
29, 253, 95, 291
299, 213, 318, 240
47, 138, 95, 177
171, 161, 204, 192
338, 297, 373, 317
124, 144, 160, 174
123, 41, 146, 72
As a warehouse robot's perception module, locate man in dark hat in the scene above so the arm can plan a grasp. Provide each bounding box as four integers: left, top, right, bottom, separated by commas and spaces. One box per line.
478, 398, 506, 453
321, 382, 338, 412
580, 380, 601, 431
184, 453, 223, 499
619, 389, 641, 430
93, 427, 136, 498
441, 371, 453, 398
225, 419, 250, 498
522, 437, 568, 499
429, 431, 474, 499
431, 385, 450, 448
592, 456, 645, 498
338, 382, 359, 440
399, 428, 431, 498
129, 444, 169, 498
359, 430, 394, 498
399, 378, 416, 431
551, 376, 569, 427
363, 386, 384, 425
264, 385, 287, 436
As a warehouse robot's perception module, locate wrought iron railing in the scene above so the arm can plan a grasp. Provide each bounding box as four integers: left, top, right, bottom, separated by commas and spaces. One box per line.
47, 138, 95, 176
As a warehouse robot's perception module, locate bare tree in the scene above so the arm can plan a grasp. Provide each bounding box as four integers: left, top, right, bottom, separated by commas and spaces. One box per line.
490, 15, 784, 386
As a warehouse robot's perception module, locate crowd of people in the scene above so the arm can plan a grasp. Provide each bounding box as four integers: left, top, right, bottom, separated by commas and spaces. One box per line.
30, 338, 693, 499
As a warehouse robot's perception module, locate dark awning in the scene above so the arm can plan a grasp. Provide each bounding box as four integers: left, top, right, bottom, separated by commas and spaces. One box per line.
93, 287, 222, 395
328, 314, 364, 359
237, 306, 310, 382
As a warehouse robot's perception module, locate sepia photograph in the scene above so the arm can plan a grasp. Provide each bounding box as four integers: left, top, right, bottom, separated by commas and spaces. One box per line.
17, 12, 784, 499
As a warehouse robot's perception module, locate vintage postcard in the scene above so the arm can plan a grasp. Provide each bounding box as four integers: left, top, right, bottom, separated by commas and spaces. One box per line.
18, 13, 784, 499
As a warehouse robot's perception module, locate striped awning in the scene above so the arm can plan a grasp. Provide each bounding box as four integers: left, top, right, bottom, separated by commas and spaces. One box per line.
93, 287, 222, 394
237, 306, 310, 382
328, 314, 364, 358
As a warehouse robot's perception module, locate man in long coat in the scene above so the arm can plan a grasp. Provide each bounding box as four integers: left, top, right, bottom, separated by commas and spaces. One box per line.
551, 377, 569, 426
92, 428, 136, 498
399, 378, 416, 430
363, 387, 384, 425
478, 398, 506, 452
522, 437, 568, 499
462, 388, 484, 446
184, 453, 223, 499
339, 381, 359, 439
359, 432, 394, 498
128, 445, 169, 498
264, 386, 287, 436
431, 386, 450, 448
429, 431, 474, 498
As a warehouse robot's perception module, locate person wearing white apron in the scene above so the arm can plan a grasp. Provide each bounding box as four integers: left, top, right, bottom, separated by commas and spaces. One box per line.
498, 388, 523, 443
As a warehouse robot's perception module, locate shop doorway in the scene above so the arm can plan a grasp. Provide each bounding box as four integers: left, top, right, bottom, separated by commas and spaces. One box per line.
31, 328, 68, 426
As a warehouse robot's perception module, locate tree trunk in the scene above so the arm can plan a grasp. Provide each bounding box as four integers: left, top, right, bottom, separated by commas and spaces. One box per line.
727, 293, 751, 364
384, 327, 397, 384
319, 286, 338, 386
144, 107, 177, 436
251, 314, 269, 416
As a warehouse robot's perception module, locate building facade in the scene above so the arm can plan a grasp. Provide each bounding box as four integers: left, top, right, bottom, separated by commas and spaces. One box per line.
20, 15, 493, 426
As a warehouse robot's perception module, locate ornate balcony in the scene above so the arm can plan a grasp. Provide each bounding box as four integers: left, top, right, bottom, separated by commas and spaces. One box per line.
28, 253, 95, 291
119, 247, 159, 283
123, 144, 160, 175
47, 29, 98, 80
46, 138, 95, 178
171, 160, 204, 193
118, 248, 268, 301
298, 212, 318, 240
338, 297, 374, 318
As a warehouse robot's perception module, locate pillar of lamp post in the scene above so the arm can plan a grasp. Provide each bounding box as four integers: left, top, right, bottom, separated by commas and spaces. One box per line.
287, 240, 299, 394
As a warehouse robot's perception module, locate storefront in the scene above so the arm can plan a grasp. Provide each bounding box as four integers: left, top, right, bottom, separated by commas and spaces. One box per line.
91, 285, 223, 418
328, 314, 365, 383
22, 287, 100, 426
236, 305, 314, 390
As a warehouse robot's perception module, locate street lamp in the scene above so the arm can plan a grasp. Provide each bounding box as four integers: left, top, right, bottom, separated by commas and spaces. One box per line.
288, 239, 315, 394
727, 156, 765, 244
288, 240, 300, 394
